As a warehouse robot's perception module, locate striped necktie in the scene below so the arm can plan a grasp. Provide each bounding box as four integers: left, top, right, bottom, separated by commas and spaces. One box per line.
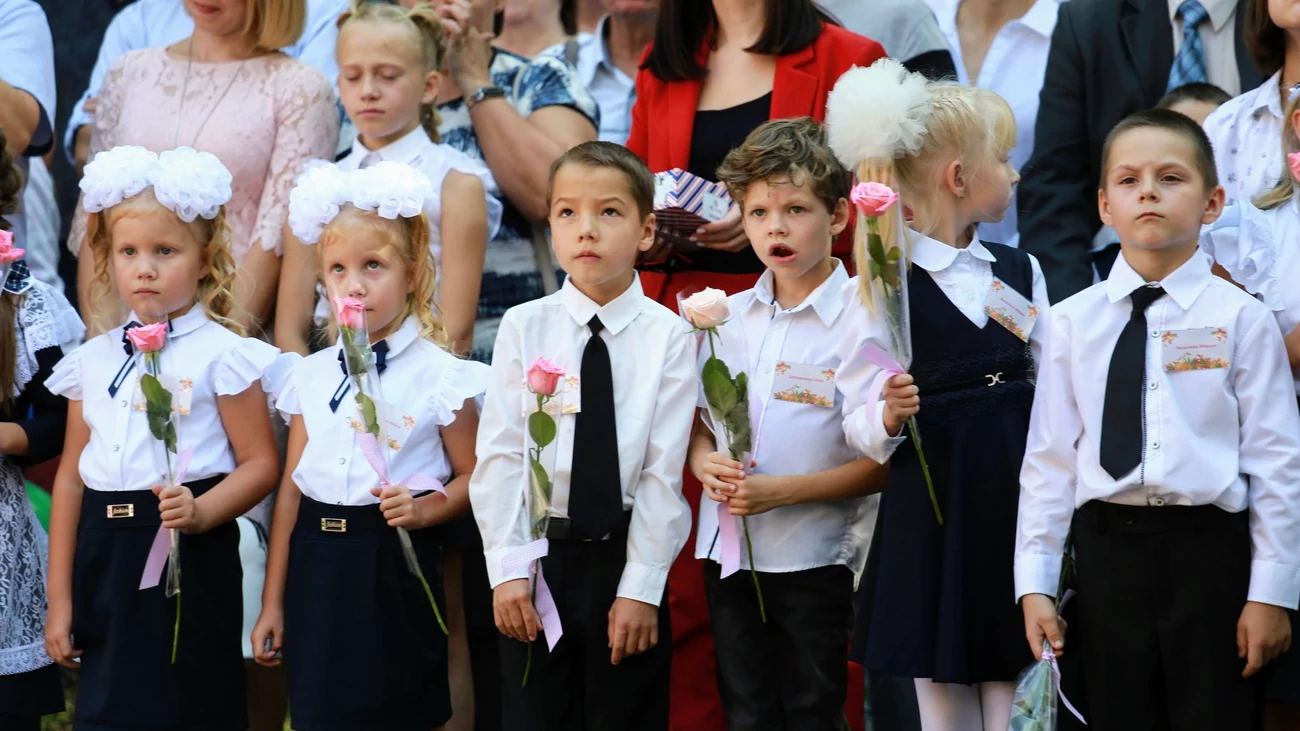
1167, 0, 1210, 92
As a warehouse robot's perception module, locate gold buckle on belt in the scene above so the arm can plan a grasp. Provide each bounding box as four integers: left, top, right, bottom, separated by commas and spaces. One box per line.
106, 504, 135, 519
320, 518, 347, 533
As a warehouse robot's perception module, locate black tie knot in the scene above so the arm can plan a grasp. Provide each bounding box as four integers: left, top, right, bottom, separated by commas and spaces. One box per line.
1129, 286, 1165, 318
337, 339, 389, 376
121, 321, 142, 356
588, 315, 604, 335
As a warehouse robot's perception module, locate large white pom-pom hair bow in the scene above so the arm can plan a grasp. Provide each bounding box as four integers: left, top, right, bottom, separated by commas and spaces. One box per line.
826, 57, 932, 168
80, 146, 232, 221
287, 160, 436, 245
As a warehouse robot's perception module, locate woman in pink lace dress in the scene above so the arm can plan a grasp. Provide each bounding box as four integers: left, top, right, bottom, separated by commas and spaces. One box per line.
69, 0, 339, 337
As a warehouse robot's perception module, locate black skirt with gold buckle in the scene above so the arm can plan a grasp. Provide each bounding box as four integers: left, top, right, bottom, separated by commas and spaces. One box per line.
284, 496, 450, 731
71, 477, 245, 731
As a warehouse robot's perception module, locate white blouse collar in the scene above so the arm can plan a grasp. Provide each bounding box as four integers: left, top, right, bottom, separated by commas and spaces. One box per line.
126, 304, 209, 339
909, 230, 997, 273
348, 126, 434, 167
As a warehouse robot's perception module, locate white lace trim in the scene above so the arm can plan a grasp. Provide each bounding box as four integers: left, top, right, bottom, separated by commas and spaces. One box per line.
14, 280, 85, 397
0, 461, 55, 675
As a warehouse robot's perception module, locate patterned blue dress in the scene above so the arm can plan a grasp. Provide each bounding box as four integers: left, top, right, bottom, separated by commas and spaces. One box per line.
437, 48, 599, 362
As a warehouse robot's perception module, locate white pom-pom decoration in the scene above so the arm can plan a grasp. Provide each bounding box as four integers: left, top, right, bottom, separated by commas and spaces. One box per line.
80, 146, 159, 213
153, 147, 233, 222
826, 58, 932, 168
351, 161, 434, 221
288, 162, 352, 245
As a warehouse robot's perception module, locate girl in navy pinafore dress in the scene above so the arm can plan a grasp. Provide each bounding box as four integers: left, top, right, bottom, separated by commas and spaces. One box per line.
836, 80, 1051, 729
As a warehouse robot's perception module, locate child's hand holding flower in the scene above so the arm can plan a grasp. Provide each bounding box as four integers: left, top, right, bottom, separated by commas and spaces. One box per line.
371, 484, 430, 528
881, 373, 920, 437
695, 451, 745, 503
153, 483, 203, 533
723, 473, 790, 517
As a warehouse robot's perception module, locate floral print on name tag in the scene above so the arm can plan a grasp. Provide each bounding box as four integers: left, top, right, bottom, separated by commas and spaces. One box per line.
132, 374, 193, 415
1161, 327, 1231, 372
520, 374, 581, 416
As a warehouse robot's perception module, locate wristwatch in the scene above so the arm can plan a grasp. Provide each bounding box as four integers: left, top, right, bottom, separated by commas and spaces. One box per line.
466, 85, 506, 109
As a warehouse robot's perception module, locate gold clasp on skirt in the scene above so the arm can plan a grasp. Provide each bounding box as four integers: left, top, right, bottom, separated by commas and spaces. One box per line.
106, 504, 135, 518
321, 518, 347, 533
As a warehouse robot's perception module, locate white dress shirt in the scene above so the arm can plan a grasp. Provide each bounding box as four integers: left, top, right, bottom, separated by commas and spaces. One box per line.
1169, 0, 1241, 96
838, 233, 1051, 464
925, 0, 1061, 248
1200, 198, 1300, 393
63, 0, 348, 161
278, 316, 489, 506
1015, 251, 1300, 609
693, 263, 877, 580
542, 16, 636, 144
45, 306, 280, 492
470, 276, 697, 607
1204, 72, 1286, 205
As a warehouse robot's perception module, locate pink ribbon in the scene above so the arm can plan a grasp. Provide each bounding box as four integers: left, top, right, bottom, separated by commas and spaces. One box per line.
500, 538, 563, 650
861, 343, 905, 401
357, 432, 447, 496
717, 502, 742, 578
1040, 646, 1087, 724
139, 447, 193, 590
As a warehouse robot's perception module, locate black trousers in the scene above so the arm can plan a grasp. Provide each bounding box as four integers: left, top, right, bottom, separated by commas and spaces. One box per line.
704, 562, 853, 731
500, 537, 672, 731
1073, 501, 1263, 730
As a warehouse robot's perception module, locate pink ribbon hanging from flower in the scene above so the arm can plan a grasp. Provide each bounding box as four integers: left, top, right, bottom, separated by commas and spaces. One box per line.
356, 432, 447, 497
860, 344, 906, 400
717, 502, 742, 578
500, 538, 563, 650
139, 446, 194, 590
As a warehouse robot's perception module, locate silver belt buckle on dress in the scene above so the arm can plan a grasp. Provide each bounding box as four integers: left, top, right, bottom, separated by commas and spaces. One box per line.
320, 518, 347, 533
106, 504, 135, 518
985, 372, 1005, 387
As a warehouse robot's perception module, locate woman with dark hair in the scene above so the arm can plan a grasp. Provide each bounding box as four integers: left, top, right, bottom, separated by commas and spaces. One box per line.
1204, 0, 1300, 204
625, 2, 884, 728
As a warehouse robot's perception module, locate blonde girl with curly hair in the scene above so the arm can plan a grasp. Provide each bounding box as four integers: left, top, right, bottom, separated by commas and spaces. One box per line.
44, 145, 282, 731
254, 161, 488, 731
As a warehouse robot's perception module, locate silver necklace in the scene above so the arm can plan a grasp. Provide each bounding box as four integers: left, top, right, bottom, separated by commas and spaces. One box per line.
173, 39, 248, 148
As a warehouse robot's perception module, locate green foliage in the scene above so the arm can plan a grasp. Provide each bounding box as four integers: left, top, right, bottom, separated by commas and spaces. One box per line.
701, 356, 738, 423
529, 456, 552, 538
528, 410, 556, 450
355, 391, 380, 438
140, 373, 177, 454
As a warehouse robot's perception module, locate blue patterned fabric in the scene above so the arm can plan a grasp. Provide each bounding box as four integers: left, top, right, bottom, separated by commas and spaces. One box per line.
1167, 0, 1209, 92
438, 49, 599, 362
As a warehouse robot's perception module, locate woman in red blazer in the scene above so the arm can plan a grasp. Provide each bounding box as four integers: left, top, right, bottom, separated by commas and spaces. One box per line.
624, 3, 884, 730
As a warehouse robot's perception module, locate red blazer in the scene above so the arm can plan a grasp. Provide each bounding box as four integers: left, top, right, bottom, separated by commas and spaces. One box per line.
626, 23, 886, 172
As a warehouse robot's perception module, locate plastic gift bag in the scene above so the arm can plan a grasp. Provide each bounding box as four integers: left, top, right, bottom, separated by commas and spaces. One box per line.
1009, 641, 1086, 729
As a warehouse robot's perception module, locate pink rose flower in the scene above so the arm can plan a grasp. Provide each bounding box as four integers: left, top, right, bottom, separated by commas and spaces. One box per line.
851, 182, 899, 218
1289, 151, 1300, 183
0, 229, 24, 264
680, 287, 730, 330
333, 296, 365, 331
127, 322, 168, 353
527, 358, 566, 396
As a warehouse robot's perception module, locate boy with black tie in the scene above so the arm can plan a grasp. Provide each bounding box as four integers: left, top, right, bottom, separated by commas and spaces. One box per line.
1016, 109, 1300, 730
469, 142, 697, 730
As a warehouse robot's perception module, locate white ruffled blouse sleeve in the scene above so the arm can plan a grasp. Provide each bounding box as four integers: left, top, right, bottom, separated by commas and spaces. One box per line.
1200, 202, 1284, 310
45, 347, 83, 401
428, 352, 490, 427
274, 361, 304, 418
422, 145, 504, 243
213, 337, 280, 396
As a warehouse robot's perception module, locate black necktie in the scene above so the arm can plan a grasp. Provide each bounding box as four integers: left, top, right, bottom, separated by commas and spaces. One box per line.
1100, 285, 1166, 479
329, 340, 389, 412
568, 316, 623, 539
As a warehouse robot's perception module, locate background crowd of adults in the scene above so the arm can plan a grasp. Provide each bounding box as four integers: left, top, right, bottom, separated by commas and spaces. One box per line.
3, 0, 1297, 728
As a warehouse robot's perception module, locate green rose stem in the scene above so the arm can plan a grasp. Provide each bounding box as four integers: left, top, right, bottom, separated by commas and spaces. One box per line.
702, 329, 766, 623
523, 390, 558, 686
863, 216, 942, 526
140, 350, 183, 662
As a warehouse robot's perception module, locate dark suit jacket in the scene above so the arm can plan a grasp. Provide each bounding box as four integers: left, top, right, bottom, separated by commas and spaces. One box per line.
1017, 0, 1261, 302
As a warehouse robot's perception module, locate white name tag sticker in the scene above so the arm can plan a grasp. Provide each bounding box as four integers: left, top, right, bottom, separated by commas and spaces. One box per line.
654, 177, 670, 208
983, 278, 1038, 343
1161, 327, 1231, 372
132, 374, 194, 416
700, 192, 731, 222
771, 361, 836, 408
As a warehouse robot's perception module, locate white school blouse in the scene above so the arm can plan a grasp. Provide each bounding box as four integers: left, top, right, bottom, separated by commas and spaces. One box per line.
277, 316, 488, 506
1203, 72, 1286, 205
1014, 252, 1300, 609
693, 263, 876, 581
1201, 198, 1300, 393
469, 276, 697, 607
837, 233, 1050, 465
45, 306, 279, 492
